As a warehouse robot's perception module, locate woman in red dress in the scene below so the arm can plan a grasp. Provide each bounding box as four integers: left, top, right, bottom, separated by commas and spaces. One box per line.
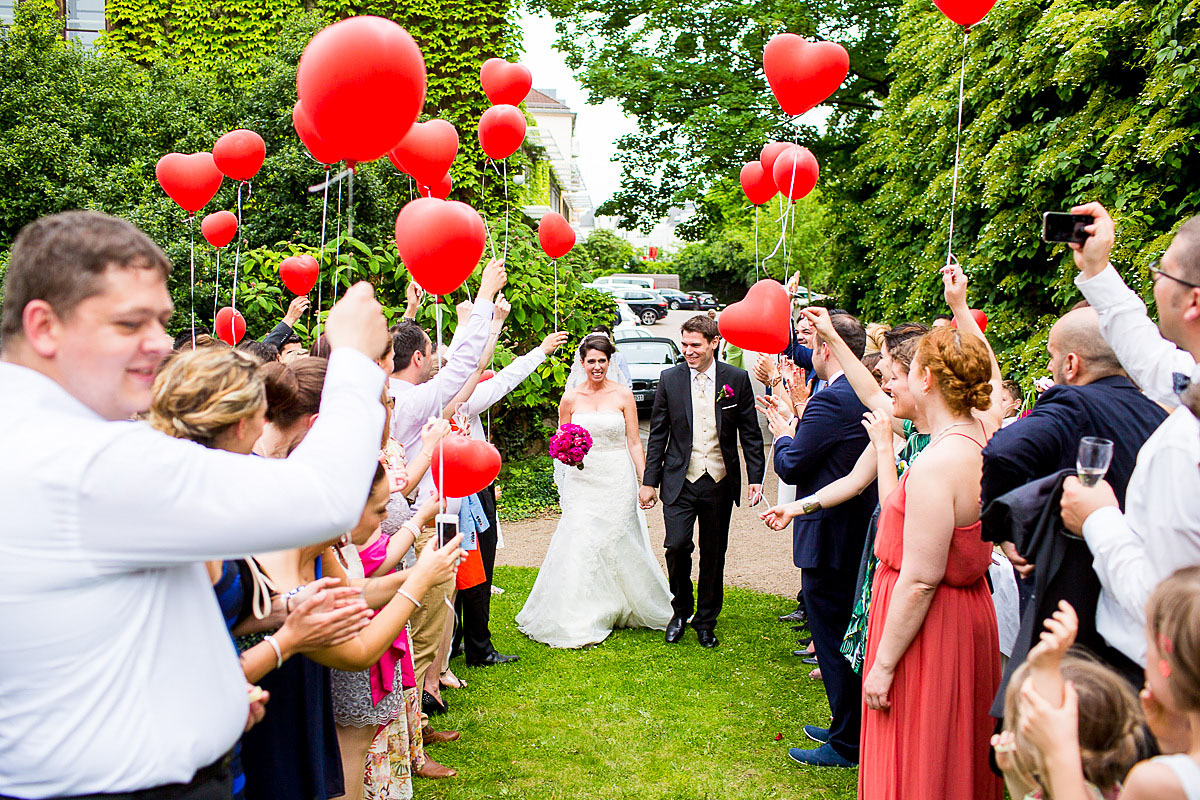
859, 267, 1005, 799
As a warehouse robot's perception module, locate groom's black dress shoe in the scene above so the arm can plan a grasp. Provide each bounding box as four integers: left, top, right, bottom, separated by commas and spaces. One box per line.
696, 628, 719, 648
665, 616, 686, 644
778, 608, 807, 624
466, 651, 519, 667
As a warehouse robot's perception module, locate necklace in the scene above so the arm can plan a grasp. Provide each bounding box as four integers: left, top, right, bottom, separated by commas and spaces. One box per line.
927, 420, 975, 448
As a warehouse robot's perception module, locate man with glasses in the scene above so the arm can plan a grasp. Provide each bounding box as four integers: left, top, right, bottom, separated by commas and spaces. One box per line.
1056, 201, 1200, 669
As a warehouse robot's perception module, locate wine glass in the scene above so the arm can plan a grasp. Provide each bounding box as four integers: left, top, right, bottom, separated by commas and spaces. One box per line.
1076, 437, 1114, 487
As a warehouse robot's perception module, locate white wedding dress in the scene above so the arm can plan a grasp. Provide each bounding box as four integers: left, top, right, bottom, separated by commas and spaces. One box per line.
516, 410, 673, 648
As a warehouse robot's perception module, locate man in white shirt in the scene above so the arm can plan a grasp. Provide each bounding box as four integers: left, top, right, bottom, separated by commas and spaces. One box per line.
0, 211, 392, 798
1059, 201, 1200, 666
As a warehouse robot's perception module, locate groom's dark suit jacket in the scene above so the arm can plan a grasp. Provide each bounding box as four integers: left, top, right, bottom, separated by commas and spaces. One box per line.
643, 361, 765, 506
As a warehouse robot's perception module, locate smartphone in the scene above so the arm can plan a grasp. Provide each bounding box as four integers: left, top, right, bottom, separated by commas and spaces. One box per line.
435, 513, 458, 548
1042, 212, 1094, 244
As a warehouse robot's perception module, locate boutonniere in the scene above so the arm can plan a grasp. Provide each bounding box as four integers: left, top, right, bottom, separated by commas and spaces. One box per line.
718, 384, 734, 401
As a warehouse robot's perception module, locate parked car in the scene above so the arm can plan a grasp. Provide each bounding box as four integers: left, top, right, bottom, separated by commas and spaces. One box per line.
656, 287, 699, 310
615, 337, 683, 410
612, 299, 638, 329
614, 325, 652, 339
594, 275, 657, 290
607, 287, 669, 325
692, 292, 721, 310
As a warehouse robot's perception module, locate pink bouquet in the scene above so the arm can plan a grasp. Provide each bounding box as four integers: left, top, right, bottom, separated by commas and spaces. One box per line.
549, 423, 592, 470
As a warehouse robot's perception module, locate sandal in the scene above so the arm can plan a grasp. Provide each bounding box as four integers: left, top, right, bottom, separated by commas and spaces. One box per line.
439, 670, 467, 690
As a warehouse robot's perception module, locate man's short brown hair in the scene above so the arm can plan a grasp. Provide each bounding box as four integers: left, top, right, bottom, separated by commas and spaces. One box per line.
1, 211, 171, 342
680, 314, 719, 341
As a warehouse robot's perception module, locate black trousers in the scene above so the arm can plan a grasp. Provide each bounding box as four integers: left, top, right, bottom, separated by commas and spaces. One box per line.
803, 565, 861, 763
454, 484, 498, 661
7, 755, 233, 800
663, 474, 736, 630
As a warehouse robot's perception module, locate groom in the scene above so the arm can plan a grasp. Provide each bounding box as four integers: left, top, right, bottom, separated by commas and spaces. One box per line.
640, 315, 765, 648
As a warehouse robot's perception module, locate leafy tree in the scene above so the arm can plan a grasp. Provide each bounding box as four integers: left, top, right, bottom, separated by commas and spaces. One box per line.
579, 227, 635, 273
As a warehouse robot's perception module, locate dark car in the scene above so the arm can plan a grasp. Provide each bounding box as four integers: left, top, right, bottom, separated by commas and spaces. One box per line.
692, 292, 721, 310
615, 336, 683, 410
656, 287, 698, 311
608, 287, 669, 326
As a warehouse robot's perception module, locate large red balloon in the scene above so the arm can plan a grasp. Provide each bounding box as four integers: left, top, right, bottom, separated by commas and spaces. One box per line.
718, 280, 791, 353
200, 211, 238, 248
212, 129, 265, 182
772, 145, 820, 200
296, 16, 426, 164
279, 254, 319, 295
479, 58, 533, 107
760, 142, 793, 180
214, 306, 247, 346
394, 198, 487, 295
430, 434, 502, 498
155, 152, 223, 215
950, 308, 989, 333
740, 161, 777, 205
389, 119, 458, 188
538, 212, 575, 259
763, 34, 850, 117
292, 101, 341, 165
933, 0, 997, 26
477, 105, 526, 160
425, 172, 452, 199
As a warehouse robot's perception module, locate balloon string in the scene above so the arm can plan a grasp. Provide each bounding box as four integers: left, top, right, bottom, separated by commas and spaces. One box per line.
332, 175, 343, 303
435, 298, 446, 516
946, 26, 969, 269
763, 158, 799, 272
212, 248, 221, 324
339, 168, 354, 300
754, 205, 760, 283
481, 160, 497, 262
786, 201, 797, 298
188, 215, 196, 348
317, 168, 330, 339
502, 160, 510, 260
553, 258, 559, 329
232, 182, 244, 311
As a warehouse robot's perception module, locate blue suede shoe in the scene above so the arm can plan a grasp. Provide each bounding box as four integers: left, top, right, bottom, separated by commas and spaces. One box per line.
787, 743, 857, 768
802, 725, 830, 744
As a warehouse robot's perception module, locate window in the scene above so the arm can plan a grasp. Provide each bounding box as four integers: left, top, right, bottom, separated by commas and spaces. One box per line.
65, 0, 105, 46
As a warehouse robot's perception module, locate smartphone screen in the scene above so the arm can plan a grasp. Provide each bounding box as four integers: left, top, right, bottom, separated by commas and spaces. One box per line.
435, 513, 458, 548
1042, 212, 1094, 244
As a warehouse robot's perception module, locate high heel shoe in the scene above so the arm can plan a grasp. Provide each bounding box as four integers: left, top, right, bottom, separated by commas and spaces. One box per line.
422, 689, 448, 717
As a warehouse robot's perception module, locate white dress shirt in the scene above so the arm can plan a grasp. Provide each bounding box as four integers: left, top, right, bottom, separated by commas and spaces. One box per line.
459, 347, 547, 442
0, 349, 385, 798
1076, 266, 1200, 664
389, 300, 494, 501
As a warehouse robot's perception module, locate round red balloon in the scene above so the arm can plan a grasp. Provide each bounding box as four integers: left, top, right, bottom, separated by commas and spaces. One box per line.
538, 212, 575, 259
389, 119, 458, 188
717, 280, 791, 353
480, 58, 533, 107
933, 0, 997, 26
279, 254, 319, 295
296, 16, 427, 164
477, 104, 526, 160
772, 145, 820, 200
763, 34, 850, 117
395, 198, 487, 295
950, 308, 989, 333
212, 129, 265, 182
760, 142, 793, 180
214, 306, 247, 345
430, 434, 502, 498
739, 161, 777, 205
155, 152, 223, 215
200, 211, 238, 248
292, 101, 341, 165
425, 172, 452, 199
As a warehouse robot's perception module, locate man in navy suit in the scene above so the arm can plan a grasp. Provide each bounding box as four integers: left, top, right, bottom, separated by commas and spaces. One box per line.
773, 312, 876, 768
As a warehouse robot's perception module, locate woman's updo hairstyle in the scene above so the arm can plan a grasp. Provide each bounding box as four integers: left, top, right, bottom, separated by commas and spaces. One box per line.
1147, 566, 1200, 712
149, 347, 265, 446
578, 333, 616, 362
913, 327, 992, 415
259, 357, 328, 427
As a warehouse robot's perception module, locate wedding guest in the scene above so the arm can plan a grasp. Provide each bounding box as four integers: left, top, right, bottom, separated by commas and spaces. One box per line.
0, 211, 390, 799
932, 313, 953, 328
262, 295, 311, 353
237, 338, 278, 363
280, 331, 306, 362
1000, 379, 1023, 424
1058, 202, 1200, 669
865, 322, 889, 355
858, 296, 1005, 797
773, 311, 876, 768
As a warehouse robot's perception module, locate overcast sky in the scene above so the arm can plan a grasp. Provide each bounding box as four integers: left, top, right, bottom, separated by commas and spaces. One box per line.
518, 13, 635, 208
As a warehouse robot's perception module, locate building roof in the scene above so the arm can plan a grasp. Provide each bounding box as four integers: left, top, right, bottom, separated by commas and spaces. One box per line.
526, 88, 572, 110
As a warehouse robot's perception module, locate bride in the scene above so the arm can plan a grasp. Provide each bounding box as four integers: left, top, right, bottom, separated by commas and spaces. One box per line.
515, 334, 673, 648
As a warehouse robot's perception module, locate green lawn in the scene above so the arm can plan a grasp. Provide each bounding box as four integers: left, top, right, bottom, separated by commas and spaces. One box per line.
422, 566, 859, 799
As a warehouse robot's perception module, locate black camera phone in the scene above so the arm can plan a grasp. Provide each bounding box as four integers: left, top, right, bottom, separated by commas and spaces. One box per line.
1042, 212, 1094, 244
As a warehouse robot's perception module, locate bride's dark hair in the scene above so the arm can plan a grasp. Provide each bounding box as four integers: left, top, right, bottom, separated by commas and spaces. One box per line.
578, 334, 615, 361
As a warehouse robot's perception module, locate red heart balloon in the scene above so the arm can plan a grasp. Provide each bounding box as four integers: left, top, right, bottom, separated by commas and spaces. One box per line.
477, 105, 526, 160
214, 306, 247, 345
425, 172, 452, 199
279, 254, 319, 295
479, 58, 532, 107
717, 280, 791, 353
760, 142, 793, 181
740, 161, 777, 205
395, 198, 486, 295
155, 152, 223, 214
430, 434, 502, 498
200, 211, 238, 248
389, 119, 458, 188
480, 369, 496, 382
933, 0, 997, 26
538, 212, 576, 259
763, 34, 850, 117
292, 101, 341, 165
212, 129, 265, 182
772, 145, 820, 200
950, 309, 989, 333
296, 16, 426, 164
